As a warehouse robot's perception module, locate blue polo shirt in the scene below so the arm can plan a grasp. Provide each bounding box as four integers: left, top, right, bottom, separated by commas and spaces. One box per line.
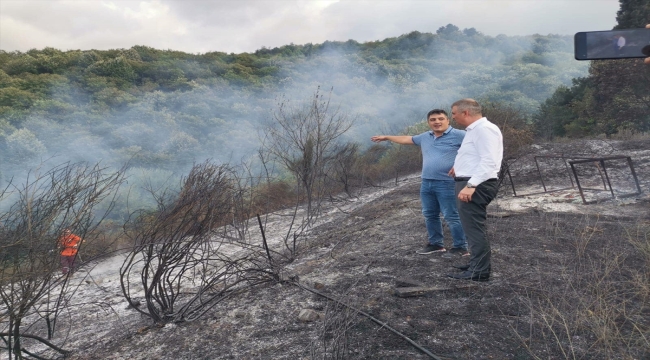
412, 127, 465, 181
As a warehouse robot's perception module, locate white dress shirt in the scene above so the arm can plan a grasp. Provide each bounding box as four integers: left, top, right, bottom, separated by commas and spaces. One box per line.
453, 117, 503, 186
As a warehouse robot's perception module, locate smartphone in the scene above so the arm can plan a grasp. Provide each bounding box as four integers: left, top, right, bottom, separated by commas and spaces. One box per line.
574, 28, 650, 60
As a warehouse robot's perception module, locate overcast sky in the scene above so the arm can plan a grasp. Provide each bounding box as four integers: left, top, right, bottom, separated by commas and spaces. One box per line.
0, 0, 620, 54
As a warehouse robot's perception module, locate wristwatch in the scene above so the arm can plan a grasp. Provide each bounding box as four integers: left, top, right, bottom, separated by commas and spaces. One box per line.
466, 183, 477, 188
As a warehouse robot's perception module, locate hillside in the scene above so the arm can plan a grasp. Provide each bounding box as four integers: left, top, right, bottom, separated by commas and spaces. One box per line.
0, 26, 585, 182
19, 139, 650, 359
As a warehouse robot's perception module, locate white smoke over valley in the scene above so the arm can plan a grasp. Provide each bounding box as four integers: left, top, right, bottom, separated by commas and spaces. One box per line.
0, 27, 587, 216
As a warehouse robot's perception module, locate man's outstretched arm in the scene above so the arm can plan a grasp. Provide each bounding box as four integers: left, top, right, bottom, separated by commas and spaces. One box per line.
370, 135, 414, 145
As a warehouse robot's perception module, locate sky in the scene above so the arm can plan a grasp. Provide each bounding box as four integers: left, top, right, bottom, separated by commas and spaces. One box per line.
0, 0, 620, 54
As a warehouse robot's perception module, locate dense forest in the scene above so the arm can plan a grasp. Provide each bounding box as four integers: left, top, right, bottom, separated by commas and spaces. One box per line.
2, 2, 649, 214
535, 1, 650, 139
0, 24, 585, 182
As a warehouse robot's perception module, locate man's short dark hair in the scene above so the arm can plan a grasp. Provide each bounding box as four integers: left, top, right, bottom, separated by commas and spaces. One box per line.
427, 109, 448, 119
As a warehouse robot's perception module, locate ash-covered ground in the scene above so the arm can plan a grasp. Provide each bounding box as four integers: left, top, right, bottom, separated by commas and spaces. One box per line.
18, 139, 650, 359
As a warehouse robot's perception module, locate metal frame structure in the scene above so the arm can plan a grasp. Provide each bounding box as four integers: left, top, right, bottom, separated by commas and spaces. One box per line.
505, 154, 642, 205
568, 155, 642, 205
505, 154, 576, 197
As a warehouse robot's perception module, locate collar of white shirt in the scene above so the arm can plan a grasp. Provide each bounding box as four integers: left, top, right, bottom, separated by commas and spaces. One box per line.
466, 117, 488, 130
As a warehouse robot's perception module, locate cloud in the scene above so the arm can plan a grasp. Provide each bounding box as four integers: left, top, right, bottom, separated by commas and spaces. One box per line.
0, 0, 189, 51
0, 0, 619, 53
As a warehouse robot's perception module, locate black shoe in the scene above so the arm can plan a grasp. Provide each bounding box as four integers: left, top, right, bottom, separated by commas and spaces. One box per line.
447, 270, 490, 282
448, 247, 470, 257
416, 244, 446, 255
452, 264, 470, 271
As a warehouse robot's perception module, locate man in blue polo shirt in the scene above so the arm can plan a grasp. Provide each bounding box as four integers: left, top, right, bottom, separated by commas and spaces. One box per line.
371, 109, 468, 256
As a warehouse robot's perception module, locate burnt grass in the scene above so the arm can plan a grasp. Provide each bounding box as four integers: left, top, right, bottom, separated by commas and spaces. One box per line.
66, 139, 650, 360
69, 183, 650, 360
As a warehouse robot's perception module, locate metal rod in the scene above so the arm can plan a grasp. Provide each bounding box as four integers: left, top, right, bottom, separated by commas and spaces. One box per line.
618, 193, 641, 199
511, 155, 576, 197
512, 186, 574, 197
594, 161, 608, 190
291, 281, 444, 360
569, 162, 588, 205
572, 157, 642, 201
534, 157, 547, 192
513, 154, 639, 203
626, 157, 643, 195
600, 159, 615, 199
562, 155, 575, 188
256, 214, 273, 265
506, 167, 517, 197
568, 155, 629, 164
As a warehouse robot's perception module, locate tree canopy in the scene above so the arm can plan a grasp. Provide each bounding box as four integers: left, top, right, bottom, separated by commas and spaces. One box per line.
0, 25, 585, 183
534, 0, 650, 139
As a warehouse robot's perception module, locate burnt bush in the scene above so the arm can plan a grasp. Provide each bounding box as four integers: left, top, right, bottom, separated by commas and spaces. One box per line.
0, 162, 124, 359
119, 161, 276, 324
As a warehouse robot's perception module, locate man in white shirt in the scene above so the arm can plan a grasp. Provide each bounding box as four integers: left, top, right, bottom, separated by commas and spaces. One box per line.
447, 99, 503, 282
613, 35, 626, 56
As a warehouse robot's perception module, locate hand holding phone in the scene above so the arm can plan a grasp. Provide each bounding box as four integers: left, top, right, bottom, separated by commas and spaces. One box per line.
575, 27, 650, 60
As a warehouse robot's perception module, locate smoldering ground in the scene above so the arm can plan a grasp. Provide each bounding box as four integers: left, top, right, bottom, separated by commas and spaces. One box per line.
14, 138, 650, 359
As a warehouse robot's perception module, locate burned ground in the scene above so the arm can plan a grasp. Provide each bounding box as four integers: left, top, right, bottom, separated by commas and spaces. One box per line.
21, 139, 650, 359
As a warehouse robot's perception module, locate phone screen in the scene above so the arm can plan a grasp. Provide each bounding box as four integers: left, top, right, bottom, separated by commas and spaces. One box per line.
575, 28, 650, 60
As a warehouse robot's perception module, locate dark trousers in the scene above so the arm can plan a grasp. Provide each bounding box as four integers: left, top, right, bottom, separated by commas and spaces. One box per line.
455, 179, 498, 274
61, 255, 76, 275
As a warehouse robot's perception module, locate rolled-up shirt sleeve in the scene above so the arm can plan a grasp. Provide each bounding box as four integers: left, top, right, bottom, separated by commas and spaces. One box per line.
411, 133, 422, 146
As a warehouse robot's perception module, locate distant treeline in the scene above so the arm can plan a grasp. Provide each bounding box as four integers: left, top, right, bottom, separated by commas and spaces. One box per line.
0, 24, 586, 178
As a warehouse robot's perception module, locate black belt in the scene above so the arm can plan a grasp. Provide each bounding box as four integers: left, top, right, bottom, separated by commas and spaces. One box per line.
454, 177, 497, 182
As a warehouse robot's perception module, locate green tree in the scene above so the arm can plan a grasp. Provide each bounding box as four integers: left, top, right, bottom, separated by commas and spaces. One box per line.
2, 55, 38, 75
0, 70, 12, 88
86, 56, 136, 83
5, 128, 47, 164
614, 0, 650, 29
163, 130, 199, 166
0, 88, 37, 110
437, 24, 461, 36
590, 0, 650, 134
533, 77, 593, 139
533, 0, 650, 138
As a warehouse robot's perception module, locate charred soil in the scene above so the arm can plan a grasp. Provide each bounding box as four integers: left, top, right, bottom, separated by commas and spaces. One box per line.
29, 139, 650, 359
